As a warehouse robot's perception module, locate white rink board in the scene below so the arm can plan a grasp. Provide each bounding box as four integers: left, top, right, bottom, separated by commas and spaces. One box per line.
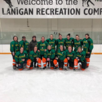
0, 55, 102, 102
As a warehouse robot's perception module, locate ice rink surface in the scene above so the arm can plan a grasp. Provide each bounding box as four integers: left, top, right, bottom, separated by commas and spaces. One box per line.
0, 55, 102, 102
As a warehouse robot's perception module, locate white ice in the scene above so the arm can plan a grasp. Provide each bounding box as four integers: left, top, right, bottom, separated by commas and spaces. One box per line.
0, 55, 102, 102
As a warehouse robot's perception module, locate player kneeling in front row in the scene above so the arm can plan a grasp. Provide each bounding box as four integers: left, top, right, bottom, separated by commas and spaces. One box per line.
74, 47, 86, 71
66, 46, 76, 69
15, 47, 28, 70
44, 45, 55, 69
53, 45, 68, 70
26, 46, 40, 70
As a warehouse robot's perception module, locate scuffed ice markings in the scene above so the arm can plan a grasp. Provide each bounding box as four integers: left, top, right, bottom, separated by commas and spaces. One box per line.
0, 55, 102, 102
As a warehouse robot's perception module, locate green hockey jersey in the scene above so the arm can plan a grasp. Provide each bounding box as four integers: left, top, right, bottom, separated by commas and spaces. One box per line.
10, 41, 19, 53
76, 51, 86, 62
66, 50, 76, 61
44, 49, 55, 59
87, 37, 93, 52
73, 39, 82, 51
29, 50, 40, 62
37, 41, 48, 55
82, 37, 93, 53
56, 38, 65, 50
57, 49, 66, 61
19, 40, 29, 52
15, 51, 28, 64
64, 37, 74, 49
46, 38, 56, 49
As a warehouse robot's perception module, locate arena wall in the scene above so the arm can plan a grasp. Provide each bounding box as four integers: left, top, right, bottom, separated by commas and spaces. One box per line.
0, 19, 102, 54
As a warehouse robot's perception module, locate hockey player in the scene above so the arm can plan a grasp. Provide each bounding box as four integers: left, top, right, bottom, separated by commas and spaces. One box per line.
10, 36, 19, 68
26, 46, 40, 69
82, 33, 93, 67
46, 34, 56, 50
74, 47, 86, 71
15, 47, 28, 70
53, 45, 68, 70
73, 35, 83, 52
64, 33, 74, 50
44, 45, 55, 69
37, 36, 48, 58
37, 36, 48, 69
66, 46, 76, 69
19, 36, 29, 53
29, 36, 37, 52
56, 33, 65, 51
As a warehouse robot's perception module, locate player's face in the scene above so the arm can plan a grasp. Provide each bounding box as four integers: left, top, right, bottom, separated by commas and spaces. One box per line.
59, 35, 62, 39
20, 47, 24, 53
48, 46, 51, 50
68, 47, 72, 52
34, 47, 37, 52
14, 37, 17, 41
85, 35, 89, 39
41, 37, 45, 42
33, 37, 36, 41
60, 46, 63, 51
67, 36, 70, 39
23, 38, 26, 41
76, 36, 79, 40
78, 47, 82, 52
50, 35, 53, 39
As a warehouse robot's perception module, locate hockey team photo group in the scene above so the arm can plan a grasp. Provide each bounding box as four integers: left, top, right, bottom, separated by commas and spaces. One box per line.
10, 33, 93, 71
0, 0, 102, 102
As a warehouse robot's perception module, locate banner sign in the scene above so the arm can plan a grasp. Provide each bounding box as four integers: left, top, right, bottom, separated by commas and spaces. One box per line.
0, 0, 102, 18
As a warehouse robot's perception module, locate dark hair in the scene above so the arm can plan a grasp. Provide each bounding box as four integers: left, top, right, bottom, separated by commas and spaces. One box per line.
32, 36, 36, 38
85, 33, 89, 36
76, 34, 79, 37
59, 33, 62, 36
67, 33, 70, 36
22, 36, 26, 38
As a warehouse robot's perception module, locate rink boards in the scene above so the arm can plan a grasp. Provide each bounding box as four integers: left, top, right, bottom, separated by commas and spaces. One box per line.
0, 44, 102, 54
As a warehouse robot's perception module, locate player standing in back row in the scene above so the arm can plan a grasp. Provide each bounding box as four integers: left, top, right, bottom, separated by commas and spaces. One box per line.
73, 35, 83, 52
10, 36, 19, 69
56, 33, 65, 51
64, 33, 74, 50
82, 33, 93, 67
19, 36, 29, 53
46, 34, 56, 50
